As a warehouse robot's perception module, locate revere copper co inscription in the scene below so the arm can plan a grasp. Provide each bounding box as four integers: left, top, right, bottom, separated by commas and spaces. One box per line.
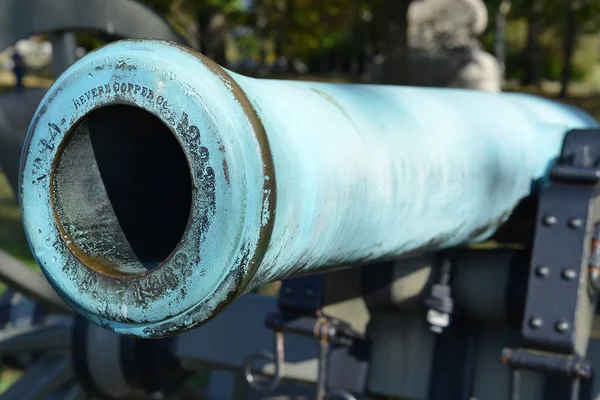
71, 80, 203, 144
73, 81, 170, 111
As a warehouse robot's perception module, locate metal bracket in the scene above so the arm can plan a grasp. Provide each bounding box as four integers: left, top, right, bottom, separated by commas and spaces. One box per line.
244, 275, 368, 400
278, 275, 326, 315
503, 128, 600, 399
266, 313, 363, 400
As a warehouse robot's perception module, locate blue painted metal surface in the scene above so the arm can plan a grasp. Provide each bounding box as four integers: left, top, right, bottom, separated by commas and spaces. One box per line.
19, 40, 598, 337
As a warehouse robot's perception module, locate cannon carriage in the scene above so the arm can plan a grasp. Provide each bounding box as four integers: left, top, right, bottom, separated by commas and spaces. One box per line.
3, 2, 600, 400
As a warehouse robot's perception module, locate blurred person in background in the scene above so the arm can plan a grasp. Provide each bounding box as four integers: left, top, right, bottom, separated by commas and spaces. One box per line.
12, 50, 26, 92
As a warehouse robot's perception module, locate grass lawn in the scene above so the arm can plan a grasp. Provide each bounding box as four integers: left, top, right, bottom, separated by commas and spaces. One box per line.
0, 173, 27, 396
0, 172, 36, 269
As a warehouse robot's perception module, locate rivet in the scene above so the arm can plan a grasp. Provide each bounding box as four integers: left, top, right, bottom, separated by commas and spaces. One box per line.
536, 266, 550, 278
562, 269, 577, 280
556, 320, 570, 333
543, 216, 557, 226
569, 218, 583, 229
529, 317, 543, 329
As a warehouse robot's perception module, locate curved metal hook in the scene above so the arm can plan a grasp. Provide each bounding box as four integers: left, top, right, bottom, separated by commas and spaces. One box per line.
243, 330, 285, 394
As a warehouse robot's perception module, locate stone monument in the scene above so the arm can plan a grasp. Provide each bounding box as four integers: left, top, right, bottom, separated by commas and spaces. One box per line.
407, 0, 501, 91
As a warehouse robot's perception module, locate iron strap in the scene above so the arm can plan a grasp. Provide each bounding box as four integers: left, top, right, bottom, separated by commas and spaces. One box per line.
522, 182, 596, 355
521, 129, 600, 356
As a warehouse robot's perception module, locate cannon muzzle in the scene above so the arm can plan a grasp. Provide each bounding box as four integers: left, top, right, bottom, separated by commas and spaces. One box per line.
19, 39, 598, 337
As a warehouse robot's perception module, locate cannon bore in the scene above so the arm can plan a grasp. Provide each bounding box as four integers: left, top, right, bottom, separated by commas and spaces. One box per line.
20, 39, 598, 337
52, 104, 192, 276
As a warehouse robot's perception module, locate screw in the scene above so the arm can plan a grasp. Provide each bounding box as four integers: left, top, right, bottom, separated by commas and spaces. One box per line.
543, 216, 557, 226
529, 317, 543, 329
569, 218, 583, 229
305, 289, 315, 297
562, 269, 577, 280
283, 287, 292, 295
536, 266, 550, 278
556, 320, 570, 333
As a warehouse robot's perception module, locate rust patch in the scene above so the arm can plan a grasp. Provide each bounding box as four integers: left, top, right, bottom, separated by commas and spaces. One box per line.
311, 88, 352, 121
115, 60, 137, 71
61, 239, 134, 277
142, 248, 247, 338
222, 159, 230, 185
48, 112, 137, 278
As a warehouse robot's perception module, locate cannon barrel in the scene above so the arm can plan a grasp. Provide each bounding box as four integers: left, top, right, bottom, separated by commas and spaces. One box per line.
19, 40, 598, 337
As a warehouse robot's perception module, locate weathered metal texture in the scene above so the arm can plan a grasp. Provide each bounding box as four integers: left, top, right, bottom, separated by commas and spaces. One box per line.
19, 39, 599, 338
0, 0, 186, 52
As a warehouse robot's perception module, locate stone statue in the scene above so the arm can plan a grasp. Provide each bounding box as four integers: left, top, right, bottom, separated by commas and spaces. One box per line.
407, 0, 501, 91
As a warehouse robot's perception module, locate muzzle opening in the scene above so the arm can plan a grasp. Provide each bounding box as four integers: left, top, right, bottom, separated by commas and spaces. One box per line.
51, 105, 193, 276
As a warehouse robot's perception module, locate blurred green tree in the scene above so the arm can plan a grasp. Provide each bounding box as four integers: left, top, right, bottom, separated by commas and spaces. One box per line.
144, 0, 379, 77
143, 0, 600, 88
146, 0, 246, 67
484, 0, 600, 94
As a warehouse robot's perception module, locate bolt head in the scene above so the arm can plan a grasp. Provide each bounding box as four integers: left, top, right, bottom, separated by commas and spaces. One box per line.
544, 216, 557, 226
562, 269, 577, 280
556, 320, 570, 333
569, 218, 583, 229
427, 309, 450, 332
529, 317, 543, 329
536, 266, 550, 278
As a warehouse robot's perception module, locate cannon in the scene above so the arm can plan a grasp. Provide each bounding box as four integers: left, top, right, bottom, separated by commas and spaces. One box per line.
18, 39, 600, 339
